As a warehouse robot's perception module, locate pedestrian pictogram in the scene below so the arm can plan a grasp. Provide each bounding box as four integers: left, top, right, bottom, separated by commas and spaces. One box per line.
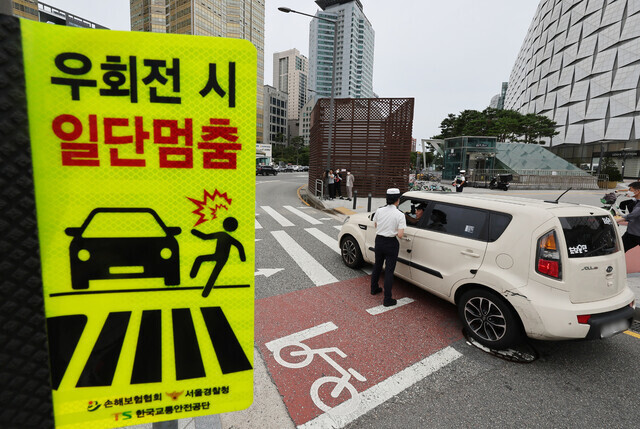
13, 17, 257, 429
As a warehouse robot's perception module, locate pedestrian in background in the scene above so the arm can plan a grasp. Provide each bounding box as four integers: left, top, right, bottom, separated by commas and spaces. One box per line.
370, 188, 406, 307
616, 181, 640, 252
346, 171, 355, 200
322, 169, 329, 200
334, 169, 343, 199
328, 169, 335, 200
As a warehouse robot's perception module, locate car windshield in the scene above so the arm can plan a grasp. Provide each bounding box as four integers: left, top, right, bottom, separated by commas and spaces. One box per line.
559, 216, 619, 258
82, 212, 167, 238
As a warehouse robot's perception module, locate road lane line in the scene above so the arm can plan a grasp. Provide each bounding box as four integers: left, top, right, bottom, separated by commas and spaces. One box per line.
271, 231, 338, 286
624, 330, 640, 339
305, 228, 340, 254
255, 218, 262, 229
285, 205, 323, 225
366, 297, 415, 315
298, 346, 463, 429
261, 206, 295, 227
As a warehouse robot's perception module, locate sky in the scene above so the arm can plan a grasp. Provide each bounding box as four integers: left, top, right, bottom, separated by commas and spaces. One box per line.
43, 0, 541, 141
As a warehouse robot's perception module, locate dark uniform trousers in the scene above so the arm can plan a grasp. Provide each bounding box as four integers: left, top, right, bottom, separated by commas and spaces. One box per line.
371, 235, 399, 299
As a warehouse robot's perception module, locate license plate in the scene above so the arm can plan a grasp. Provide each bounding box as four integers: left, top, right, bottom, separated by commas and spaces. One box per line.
600, 319, 631, 338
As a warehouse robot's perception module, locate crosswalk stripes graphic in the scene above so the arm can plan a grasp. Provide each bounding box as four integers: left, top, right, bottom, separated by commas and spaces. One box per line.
131, 310, 161, 384
261, 206, 294, 227
283, 205, 323, 225
255, 218, 262, 229
47, 315, 87, 390
270, 230, 338, 286
47, 307, 252, 389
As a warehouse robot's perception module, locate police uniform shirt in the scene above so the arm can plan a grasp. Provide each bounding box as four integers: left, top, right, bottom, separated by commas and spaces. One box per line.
373, 205, 407, 237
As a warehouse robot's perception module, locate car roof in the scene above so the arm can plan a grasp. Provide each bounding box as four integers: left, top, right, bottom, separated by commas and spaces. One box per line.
402, 191, 600, 214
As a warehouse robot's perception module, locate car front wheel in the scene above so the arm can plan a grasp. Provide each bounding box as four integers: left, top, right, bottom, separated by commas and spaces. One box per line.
340, 235, 364, 269
458, 288, 522, 349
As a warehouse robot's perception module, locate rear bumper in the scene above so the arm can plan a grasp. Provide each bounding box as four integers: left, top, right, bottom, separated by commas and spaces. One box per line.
585, 305, 635, 339
508, 284, 635, 340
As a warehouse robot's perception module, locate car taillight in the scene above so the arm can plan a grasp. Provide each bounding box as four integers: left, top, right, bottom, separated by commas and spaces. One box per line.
536, 230, 562, 280
577, 314, 591, 324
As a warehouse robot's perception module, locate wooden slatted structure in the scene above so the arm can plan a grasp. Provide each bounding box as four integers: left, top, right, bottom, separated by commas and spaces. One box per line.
309, 98, 415, 197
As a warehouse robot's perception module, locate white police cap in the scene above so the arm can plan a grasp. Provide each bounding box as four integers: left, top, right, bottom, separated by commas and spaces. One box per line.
386, 188, 400, 196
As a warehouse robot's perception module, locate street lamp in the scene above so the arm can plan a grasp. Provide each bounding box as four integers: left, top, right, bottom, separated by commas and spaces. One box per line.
279, 6, 337, 170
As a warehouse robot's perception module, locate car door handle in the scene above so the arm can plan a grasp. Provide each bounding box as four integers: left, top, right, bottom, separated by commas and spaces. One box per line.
402, 237, 411, 242
460, 250, 480, 258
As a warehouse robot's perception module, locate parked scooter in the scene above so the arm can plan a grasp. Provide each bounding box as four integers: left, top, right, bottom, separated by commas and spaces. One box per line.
489, 174, 511, 191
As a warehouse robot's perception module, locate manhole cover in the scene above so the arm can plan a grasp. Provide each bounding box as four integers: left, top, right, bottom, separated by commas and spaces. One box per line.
463, 329, 538, 363
630, 320, 640, 334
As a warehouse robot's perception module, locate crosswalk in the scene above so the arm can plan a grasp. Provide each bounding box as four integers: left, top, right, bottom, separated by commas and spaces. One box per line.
255, 205, 369, 287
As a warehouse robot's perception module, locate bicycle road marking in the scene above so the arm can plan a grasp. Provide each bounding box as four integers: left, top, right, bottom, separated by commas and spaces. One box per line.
285, 205, 323, 225
265, 322, 338, 353
261, 205, 295, 227
305, 228, 340, 254
271, 231, 338, 286
366, 297, 415, 315
298, 346, 462, 429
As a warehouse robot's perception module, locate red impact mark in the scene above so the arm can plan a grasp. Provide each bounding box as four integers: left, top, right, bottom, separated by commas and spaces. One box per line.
188, 189, 233, 226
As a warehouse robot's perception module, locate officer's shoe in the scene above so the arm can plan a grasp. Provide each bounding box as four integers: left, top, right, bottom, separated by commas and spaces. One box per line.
371, 287, 382, 295
383, 298, 397, 307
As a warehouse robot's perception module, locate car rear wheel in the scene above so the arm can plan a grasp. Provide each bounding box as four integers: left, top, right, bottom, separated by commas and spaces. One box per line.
340, 235, 364, 269
458, 289, 522, 349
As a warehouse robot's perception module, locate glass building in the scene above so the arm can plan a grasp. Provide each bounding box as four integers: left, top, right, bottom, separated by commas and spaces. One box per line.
443, 137, 497, 180
309, 0, 375, 99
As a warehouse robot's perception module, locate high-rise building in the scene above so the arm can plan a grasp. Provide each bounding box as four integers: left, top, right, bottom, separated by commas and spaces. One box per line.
263, 85, 288, 147
309, 0, 375, 99
273, 48, 309, 121
489, 82, 508, 110
131, 0, 266, 144
504, 0, 640, 172
7, 1, 107, 28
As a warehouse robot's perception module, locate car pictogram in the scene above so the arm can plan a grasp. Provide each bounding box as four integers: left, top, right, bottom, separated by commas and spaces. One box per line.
65, 208, 181, 290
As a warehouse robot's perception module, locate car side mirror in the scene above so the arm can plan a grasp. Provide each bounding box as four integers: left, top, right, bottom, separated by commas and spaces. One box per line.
166, 226, 182, 236
65, 227, 80, 237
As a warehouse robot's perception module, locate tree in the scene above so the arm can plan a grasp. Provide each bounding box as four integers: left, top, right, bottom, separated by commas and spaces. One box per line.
437, 108, 558, 143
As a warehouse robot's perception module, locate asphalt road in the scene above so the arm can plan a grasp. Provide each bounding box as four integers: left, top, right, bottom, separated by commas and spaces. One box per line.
221, 173, 640, 429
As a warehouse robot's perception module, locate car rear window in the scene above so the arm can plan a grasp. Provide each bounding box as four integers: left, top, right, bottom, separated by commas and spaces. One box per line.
559, 216, 619, 258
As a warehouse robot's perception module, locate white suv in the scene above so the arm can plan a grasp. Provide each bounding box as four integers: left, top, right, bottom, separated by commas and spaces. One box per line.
338, 191, 636, 349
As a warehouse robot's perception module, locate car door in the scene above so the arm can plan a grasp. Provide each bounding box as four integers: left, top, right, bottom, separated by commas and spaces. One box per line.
409, 202, 489, 299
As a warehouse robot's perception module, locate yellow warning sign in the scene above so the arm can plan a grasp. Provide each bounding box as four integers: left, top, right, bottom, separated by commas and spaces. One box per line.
20, 19, 256, 428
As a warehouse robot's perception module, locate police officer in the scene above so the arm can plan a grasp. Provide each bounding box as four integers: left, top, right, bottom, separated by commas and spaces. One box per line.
453, 170, 466, 192
371, 188, 407, 306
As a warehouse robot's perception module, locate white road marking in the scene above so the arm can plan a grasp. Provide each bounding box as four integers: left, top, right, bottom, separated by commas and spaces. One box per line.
285, 205, 323, 225
255, 268, 284, 278
271, 231, 338, 286
366, 297, 415, 315
334, 225, 342, 231
255, 238, 261, 242
298, 346, 462, 429
261, 206, 295, 227
319, 218, 333, 221
305, 228, 340, 254
265, 322, 338, 352
255, 218, 262, 229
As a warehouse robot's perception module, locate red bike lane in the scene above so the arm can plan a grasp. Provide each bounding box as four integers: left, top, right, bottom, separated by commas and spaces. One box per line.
255, 275, 464, 427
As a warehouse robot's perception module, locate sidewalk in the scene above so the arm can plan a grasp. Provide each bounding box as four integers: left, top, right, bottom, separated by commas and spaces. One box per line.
303, 185, 639, 319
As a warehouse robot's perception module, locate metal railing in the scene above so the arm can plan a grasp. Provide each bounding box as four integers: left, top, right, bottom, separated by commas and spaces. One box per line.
468, 169, 605, 190
315, 179, 324, 199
